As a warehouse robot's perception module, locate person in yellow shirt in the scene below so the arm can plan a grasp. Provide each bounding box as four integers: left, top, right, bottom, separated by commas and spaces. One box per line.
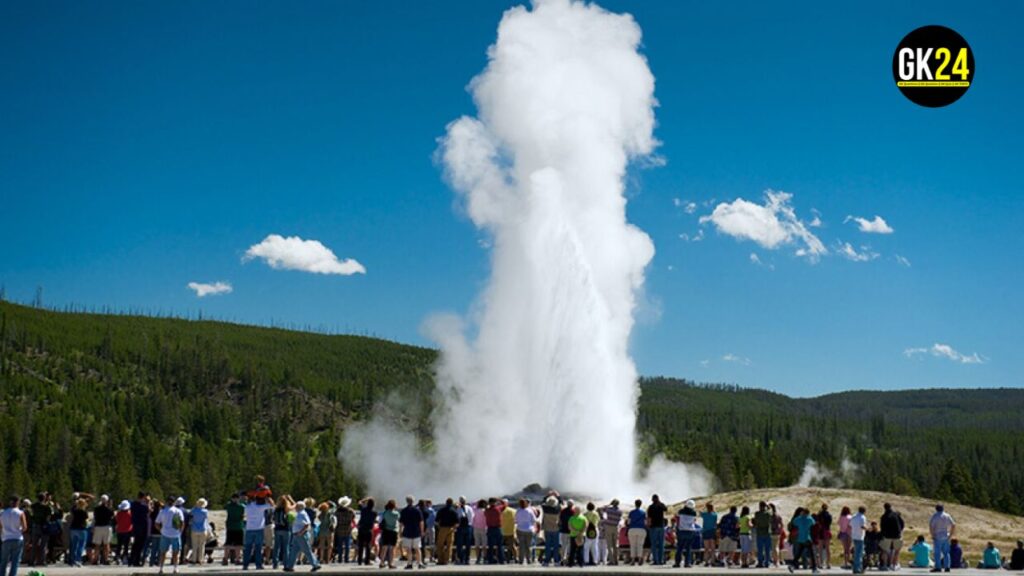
501, 499, 518, 564
583, 503, 601, 565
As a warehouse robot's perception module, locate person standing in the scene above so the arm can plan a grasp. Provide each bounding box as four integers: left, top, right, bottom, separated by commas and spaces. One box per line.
557, 499, 574, 565
333, 497, 355, 564
600, 499, 623, 566
155, 497, 185, 575
483, 499, 504, 565
788, 507, 818, 574
355, 498, 376, 566
271, 495, 294, 570
90, 495, 114, 565
243, 495, 273, 570
285, 501, 321, 573
0, 496, 27, 576
435, 498, 458, 565
500, 499, 517, 564
719, 506, 740, 567
114, 500, 133, 565
223, 493, 245, 566
27, 493, 54, 567
647, 494, 668, 566
929, 504, 955, 573
837, 506, 852, 569
626, 500, 646, 566
701, 502, 719, 567
189, 499, 209, 565
67, 498, 89, 567
582, 503, 600, 566
817, 504, 833, 569
454, 497, 473, 565
378, 500, 400, 569
539, 496, 561, 566
472, 499, 488, 565
673, 499, 698, 568
514, 499, 537, 565
849, 507, 867, 575
753, 501, 773, 568
739, 506, 753, 568
567, 506, 587, 568
129, 492, 151, 566
770, 503, 784, 568
880, 502, 905, 571
399, 496, 425, 570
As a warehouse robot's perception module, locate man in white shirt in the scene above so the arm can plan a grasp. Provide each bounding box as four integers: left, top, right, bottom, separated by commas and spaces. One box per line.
849, 506, 867, 575
243, 496, 274, 570
156, 497, 186, 574
928, 505, 955, 573
1, 496, 28, 576
286, 501, 321, 572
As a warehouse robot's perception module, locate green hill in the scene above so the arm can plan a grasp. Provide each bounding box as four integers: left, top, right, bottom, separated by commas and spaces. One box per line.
1, 301, 1021, 515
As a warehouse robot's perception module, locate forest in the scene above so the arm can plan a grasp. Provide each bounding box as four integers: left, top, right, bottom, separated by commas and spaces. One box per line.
1, 300, 1021, 515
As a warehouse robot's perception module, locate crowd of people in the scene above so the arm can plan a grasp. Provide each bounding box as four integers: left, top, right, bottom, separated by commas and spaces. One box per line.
2, 477, 1024, 576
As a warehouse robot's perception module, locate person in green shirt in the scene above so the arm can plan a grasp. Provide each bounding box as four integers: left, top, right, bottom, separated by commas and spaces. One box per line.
223, 494, 246, 566
567, 507, 587, 567
981, 542, 1001, 569
739, 506, 753, 568
908, 535, 932, 568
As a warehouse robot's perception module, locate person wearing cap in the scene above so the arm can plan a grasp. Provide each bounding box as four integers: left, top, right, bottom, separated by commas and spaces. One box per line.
285, 501, 321, 573
91, 495, 114, 565
539, 496, 561, 566
189, 499, 210, 565
1, 495, 28, 576
114, 500, 133, 565
929, 504, 956, 572
155, 497, 185, 574
673, 499, 698, 568
333, 497, 355, 564
600, 499, 623, 566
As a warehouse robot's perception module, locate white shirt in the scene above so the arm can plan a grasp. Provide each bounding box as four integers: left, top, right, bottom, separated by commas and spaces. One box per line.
676, 510, 698, 532
245, 502, 273, 531
1, 508, 25, 542
514, 508, 537, 532
158, 506, 185, 539
292, 510, 310, 535
849, 513, 867, 541
929, 512, 955, 539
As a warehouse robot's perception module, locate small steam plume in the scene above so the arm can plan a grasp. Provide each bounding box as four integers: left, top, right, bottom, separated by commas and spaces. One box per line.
342, 0, 711, 503
795, 457, 862, 488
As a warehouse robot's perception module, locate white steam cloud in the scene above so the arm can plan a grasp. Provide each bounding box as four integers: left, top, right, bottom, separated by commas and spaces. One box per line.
342, 0, 711, 503
795, 457, 861, 488
187, 281, 233, 298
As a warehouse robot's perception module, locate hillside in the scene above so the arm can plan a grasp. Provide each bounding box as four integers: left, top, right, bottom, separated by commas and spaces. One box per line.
699, 486, 1024, 561
1, 301, 1022, 516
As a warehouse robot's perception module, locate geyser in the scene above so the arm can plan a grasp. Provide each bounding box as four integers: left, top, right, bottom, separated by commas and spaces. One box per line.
342, 0, 711, 502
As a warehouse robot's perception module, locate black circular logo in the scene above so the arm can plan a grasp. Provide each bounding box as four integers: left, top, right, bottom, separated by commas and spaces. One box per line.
893, 25, 974, 108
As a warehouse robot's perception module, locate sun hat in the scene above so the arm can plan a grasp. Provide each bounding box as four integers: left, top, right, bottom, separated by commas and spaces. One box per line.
119, 500, 130, 511
197, 498, 208, 509
174, 497, 185, 506
338, 496, 352, 507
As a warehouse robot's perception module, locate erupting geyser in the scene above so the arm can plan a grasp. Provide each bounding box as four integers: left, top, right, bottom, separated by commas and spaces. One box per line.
342, 0, 711, 501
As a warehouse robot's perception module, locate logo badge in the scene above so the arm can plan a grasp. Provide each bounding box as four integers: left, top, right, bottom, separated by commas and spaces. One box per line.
893, 25, 974, 108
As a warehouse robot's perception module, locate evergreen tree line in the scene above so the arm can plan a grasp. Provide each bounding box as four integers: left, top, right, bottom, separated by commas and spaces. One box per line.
0, 302, 1021, 516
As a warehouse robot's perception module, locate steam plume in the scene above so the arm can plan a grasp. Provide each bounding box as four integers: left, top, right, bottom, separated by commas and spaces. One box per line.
342, 0, 710, 502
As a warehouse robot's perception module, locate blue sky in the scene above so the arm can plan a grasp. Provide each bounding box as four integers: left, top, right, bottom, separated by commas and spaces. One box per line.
2, 0, 1020, 396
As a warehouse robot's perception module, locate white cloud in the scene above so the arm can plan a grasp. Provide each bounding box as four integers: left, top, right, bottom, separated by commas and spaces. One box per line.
243, 234, 366, 276
808, 208, 823, 228
673, 198, 698, 214
836, 241, 879, 262
904, 343, 986, 364
679, 229, 704, 243
699, 359, 710, 368
895, 254, 912, 267
700, 190, 826, 261
721, 353, 751, 366
845, 214, 894, 234
749, 252, 774, 270
187, 281, 233, 298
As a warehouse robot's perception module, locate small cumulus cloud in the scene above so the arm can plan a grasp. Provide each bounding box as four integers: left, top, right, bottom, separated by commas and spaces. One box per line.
673, 198, 698, 214
721, 353, 752, 366
679, 229, 705, 243
808, 208, 823, 228
836, 241, 879, 262
699, 190, 826, 262
904, 343, 986, 364
187, 281, 233, 298
894, 254, 912, 267
749, 252, 774, 270
243, 234, 366, 276
845, 214, 894, 234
